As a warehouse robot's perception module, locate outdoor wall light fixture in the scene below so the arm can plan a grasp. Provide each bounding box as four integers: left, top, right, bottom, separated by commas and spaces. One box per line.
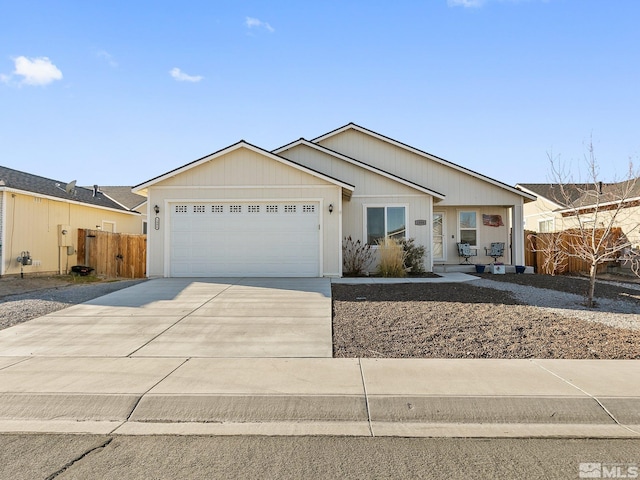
328, 204, 334, 214
154, 205, 160, 215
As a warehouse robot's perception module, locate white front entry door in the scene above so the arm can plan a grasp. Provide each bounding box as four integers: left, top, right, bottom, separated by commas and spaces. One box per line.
169, 202, 320, 277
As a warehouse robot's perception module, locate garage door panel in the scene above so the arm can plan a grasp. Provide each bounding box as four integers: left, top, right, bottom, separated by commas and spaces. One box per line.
170, 202, 320, 277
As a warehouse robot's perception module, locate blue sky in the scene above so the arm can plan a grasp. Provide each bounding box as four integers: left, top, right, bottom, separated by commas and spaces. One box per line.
1, 0, 639, 188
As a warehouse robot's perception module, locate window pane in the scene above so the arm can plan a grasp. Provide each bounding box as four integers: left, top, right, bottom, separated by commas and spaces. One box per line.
539, 219, 552, 233
432, 241, 443, 259
387, 207, 406, 240
367, 207, 385, 244
433, 214, 443, 236
460, 211, 476, 229
460, 230, 476, 245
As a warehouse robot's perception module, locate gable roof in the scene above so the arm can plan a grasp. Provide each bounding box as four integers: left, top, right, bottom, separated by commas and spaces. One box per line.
517, 181, 640, 213
133, 140, 356, 195
0, 165, 133, 212
273, 139, 446, 200
98, 186, 147, 211
516, 183, 589, 207
313, 123, 536, 202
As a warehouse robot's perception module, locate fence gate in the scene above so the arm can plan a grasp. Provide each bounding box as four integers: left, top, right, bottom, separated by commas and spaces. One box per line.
77, 229, 146, 278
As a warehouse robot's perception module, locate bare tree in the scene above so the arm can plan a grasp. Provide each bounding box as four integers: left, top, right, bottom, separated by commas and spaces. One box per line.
545, 141, 640, 307
528, 231, 568, 276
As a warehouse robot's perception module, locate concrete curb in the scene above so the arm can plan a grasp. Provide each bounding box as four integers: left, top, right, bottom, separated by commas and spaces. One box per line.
0, 358, 638, 438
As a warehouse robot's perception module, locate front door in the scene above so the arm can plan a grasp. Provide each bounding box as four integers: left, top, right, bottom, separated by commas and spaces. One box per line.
433, 212, 445, 261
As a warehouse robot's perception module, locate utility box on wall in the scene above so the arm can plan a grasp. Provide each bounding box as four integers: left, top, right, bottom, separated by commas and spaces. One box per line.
58, 225, 72, 247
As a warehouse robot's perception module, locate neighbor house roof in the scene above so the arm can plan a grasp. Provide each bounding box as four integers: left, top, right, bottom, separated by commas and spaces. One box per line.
97, 186, 147, 211
133, 140, 356, 196
313, 123, 537, 202
0, 165, 134, 213
517, 181, 640, 212
273, 138, 446, 200
516, 183, 591, 207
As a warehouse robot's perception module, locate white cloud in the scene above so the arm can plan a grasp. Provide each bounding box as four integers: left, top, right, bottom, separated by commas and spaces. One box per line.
169, 67, 203, 83
96, 50, 118, 67
448, 0, 545, 7
245, 16, 275, 33
9, 56, 63, 86
447, 0, 486, 7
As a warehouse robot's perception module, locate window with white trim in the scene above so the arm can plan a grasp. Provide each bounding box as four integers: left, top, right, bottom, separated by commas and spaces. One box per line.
366, 206, 406, 245
459, 211, 477, 246
538, 219, 553, 233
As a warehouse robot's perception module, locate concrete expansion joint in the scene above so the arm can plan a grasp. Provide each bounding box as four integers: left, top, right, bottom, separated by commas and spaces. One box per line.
530, 359, 640, 436
358, 358, 374, 437
121, 358, 191, 426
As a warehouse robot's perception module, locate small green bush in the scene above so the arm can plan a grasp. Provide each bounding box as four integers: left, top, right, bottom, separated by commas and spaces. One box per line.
342, 236, 374, 276
401, 238, 425, 274
377, 237, 407, 277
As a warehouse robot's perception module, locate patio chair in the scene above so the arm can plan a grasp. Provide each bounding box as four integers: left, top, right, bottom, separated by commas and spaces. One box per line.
457, 242, 477, 264
484, 242, 505, 263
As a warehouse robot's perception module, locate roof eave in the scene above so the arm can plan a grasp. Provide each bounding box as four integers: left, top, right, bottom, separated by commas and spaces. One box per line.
274, 139, 446, 200
0, 187, 140, 215
134, 141, 355, 193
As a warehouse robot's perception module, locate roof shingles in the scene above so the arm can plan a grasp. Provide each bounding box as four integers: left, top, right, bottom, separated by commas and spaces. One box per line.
0, 165, 131, 212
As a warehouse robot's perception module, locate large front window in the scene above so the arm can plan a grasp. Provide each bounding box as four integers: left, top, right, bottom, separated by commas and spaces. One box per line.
459, 211, 477, 246
366, 206, 406, 244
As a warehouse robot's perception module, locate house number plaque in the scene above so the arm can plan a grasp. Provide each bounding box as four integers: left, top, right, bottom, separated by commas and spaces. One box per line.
155, 217, 160, 230
414, 219, 427, 226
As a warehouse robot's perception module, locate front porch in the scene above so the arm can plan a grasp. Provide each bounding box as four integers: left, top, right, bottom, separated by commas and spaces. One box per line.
433, 264, 534, 274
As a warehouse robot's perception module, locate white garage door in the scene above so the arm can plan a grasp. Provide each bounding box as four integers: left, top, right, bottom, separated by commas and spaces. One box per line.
170, 202, 320, 277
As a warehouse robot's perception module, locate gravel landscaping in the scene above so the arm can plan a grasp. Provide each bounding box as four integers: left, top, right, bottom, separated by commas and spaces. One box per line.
333, 274, 640, 359
0, 277, 145, 330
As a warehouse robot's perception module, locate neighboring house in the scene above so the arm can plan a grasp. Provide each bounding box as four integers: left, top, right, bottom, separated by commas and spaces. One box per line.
517, 181, 640, 247
133, 123, 536, 278
91, 186, 148, 233
0, 166, 144, 276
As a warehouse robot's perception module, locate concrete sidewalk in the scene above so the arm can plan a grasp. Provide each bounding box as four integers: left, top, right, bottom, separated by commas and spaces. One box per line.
0, 357, 638, 437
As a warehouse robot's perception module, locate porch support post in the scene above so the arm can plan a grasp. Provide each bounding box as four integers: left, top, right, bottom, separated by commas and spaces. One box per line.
511, 203, 525, 265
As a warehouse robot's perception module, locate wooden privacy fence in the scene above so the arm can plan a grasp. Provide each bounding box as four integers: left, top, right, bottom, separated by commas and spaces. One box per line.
525, 228, 624, 275
77, 229, 147, 278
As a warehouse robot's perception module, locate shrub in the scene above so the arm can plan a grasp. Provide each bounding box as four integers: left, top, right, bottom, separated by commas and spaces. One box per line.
401, 238, 425, 274
377, 237, 407, 277
342, 236, 374, 276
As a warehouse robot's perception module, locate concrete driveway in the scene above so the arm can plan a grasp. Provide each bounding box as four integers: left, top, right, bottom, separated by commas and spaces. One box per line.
0, 278, 333, 358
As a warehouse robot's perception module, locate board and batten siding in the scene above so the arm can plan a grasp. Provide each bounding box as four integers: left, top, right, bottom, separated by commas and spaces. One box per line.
279, 143, 434, 271
1, 192, 142, 275
317, 129, 523, 206
146, 147, 342, 277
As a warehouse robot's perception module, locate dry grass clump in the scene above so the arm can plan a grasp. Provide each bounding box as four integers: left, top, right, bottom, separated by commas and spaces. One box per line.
377, 237, 407, 277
